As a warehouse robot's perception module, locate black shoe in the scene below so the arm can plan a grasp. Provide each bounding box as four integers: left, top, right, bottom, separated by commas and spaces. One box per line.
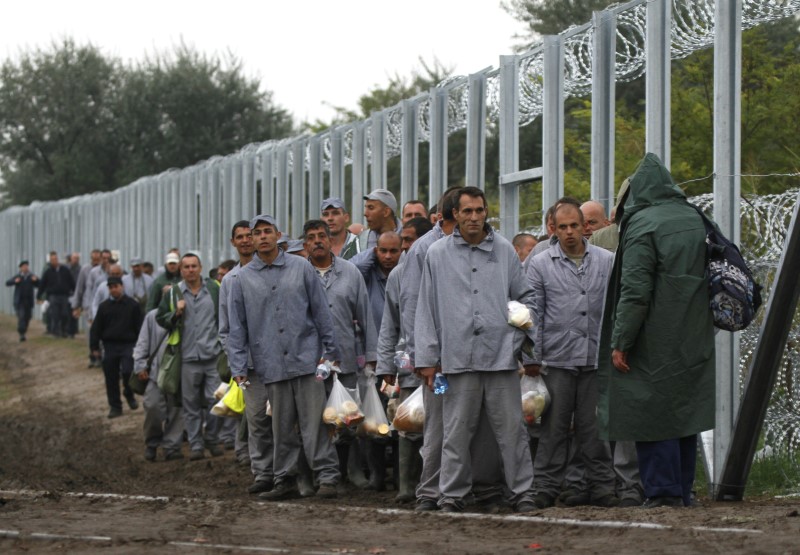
165, 450, 184, 461
532, 492, 555, 509
224, 441, 236, 451
189, 450, 205, 461
439, 503, 461, 513
107, 408, 122, 419
259, 480, 300, 501
415, 498, 439, 512
19, 335, 25, 342
126, 397, 138, 410
247, 479, 274, 494
590, 494, 621, 508
317, 484, 338, 499
619, 497, 643, 508
561, 491, 591, 507
144, 447, 157, 462
208, 444, 224, 457
515, 500, 538, 513
395, 492, 415, 504
237, 456, 251, 467
641, 496, 684, 509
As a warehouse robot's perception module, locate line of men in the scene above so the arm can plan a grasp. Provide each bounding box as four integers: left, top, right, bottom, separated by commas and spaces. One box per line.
10, 154, 712, 511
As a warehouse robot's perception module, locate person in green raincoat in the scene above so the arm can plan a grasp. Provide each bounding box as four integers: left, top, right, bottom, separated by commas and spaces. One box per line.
597, 153, 715, 508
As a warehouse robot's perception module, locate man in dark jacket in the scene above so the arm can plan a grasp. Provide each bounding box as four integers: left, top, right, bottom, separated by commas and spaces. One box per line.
146, 252, 181, 312
597, 153, 715, 509
37, 251, 75, 337
5, 260, 39, 341
91, 276, 143, 418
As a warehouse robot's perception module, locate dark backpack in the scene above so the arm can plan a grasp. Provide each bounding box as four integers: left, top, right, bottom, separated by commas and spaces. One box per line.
692, 205, 763, 331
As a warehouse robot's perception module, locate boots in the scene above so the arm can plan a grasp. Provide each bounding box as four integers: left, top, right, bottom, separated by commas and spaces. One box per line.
395, 436, 416, 503
366, 439, 387, 492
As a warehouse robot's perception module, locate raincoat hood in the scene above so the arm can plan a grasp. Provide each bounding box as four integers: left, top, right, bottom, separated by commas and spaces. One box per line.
618, 153, 686, 226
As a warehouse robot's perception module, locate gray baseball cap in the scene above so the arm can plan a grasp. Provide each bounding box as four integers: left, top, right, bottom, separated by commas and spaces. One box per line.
363, 189, 397, 213
321, 197, 346, 212
285, 239, 305, 254
249, 214, 280, 232
129, 257, 142, 266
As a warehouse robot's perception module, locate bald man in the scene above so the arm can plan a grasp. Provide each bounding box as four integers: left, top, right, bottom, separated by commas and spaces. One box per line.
580, 201, 610, 238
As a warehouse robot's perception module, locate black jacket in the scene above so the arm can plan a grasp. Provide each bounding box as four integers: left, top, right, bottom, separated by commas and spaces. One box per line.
5, 273, 38, 309
90, 294, 142, 349
37, 264, 75, 299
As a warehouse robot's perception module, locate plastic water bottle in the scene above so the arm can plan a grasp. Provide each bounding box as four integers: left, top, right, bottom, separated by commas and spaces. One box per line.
316, 360, 333, 381
433, 373, 449, 395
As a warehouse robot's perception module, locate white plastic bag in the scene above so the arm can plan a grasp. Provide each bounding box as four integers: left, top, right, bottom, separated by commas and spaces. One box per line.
392, 385, 425, 433
322, 374, 364, 429
520, 375, 550, 425
358, 380, 390, 438
507, 300, 533, 329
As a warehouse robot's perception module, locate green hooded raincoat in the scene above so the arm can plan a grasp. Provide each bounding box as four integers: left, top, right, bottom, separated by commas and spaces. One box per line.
597, 153, 716, 442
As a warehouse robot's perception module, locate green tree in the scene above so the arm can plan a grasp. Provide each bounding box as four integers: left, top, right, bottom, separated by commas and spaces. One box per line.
0, 40, 294, 207
502, 0, 616, 48
0, 40, 121, 205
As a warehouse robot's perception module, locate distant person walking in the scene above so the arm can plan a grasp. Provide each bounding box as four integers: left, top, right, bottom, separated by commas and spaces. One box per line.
6, 260, 39, 342
37, 251, 75, 337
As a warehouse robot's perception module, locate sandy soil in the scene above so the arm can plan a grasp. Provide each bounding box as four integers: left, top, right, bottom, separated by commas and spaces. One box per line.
0, 315, 799, 554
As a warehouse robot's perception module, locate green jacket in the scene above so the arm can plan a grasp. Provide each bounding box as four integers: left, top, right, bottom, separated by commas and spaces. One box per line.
597, 153, 715, 442
145, 267, 181, 312
155, 279, 220, 342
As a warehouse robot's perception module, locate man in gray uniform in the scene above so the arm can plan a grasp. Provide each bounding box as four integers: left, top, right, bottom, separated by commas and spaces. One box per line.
157, 252, 222, 461
350, 232, 402, 334
133, 308, 184, 461
228, 215, 341, 500
358, 189, 403, 250
71, 249, 101, 366
415, 186, 537, 514
304, 219, 377, 488
123, 258, 154, 313
220, 220, 275, 494
401, 187, 504, 512
321, 197, 360, 260
526, 203, 618, 509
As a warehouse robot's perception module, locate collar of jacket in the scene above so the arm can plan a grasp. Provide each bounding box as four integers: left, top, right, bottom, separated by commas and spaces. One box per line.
452, 223, 495, 252
548, 237, 590, 260
179, 278, 209, 295
250, 249, 287, 270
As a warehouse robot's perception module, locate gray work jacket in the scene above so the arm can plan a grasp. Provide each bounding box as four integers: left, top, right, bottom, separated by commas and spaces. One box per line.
527, 239, 613, 369
314, 255, 377, 374
350, 249, 390, 337
219, 263, 254, 370
414, 225, 535, 373
178, 280, 220, 362
376, 262, 421, 389
399, 221, 447, 361
133, 309, 168, 381
227, 250, 340, 384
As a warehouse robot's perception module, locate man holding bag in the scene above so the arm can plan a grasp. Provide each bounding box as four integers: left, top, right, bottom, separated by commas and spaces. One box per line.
227, 215, 342, 500
157, 253, 222, 461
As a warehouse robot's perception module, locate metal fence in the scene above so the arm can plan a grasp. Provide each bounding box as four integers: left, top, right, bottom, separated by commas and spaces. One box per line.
2, 0, 800, 488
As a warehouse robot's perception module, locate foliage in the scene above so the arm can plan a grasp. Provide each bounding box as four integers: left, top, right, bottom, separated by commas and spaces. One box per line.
502, 0, 617, 49
0, 39, 293, 207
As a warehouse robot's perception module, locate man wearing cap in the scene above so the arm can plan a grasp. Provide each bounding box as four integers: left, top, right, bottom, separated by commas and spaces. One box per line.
90, 276, 143, 418
157, 252, 223, 460
123, 258, 154, 313
219, 220, 276, 492
359, 189, 403, 251
284, 239, 307, 257
37, 251, 76, 338
227, 214, 342, 500
92, 264, 125, 319
147, 252, 182, 312
321, 197, 360, 260
85, 249, 114, 321
6, 260, 39, 342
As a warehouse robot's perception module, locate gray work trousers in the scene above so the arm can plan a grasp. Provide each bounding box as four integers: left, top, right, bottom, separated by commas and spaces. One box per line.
243, 369, 274, 483
143, 379, 184, 453
440, 370, 534, 510
534, 368, 615, 499
613, 440, 644, 502
416, 384, 505, 504
267, 373, 340, 487
181, 359, 222, 452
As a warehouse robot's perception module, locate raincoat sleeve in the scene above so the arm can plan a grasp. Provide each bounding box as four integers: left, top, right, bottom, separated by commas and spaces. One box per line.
611, 227, 656, 352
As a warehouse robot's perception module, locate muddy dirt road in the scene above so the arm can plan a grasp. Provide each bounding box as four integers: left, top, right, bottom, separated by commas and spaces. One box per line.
1, 315, 798, 554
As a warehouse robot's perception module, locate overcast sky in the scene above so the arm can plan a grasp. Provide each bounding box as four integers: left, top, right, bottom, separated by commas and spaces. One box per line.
1, 0, 527, 125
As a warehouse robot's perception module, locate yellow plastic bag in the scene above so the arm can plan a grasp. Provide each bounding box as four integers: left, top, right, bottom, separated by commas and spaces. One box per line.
211, 379, 245, 417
